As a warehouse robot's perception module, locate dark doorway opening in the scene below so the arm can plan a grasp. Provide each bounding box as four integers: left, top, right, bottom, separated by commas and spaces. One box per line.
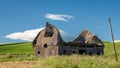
89, 51, 92, 55
79, 50, 86, 54
44, 44, 48, 48
63, 50, 66, 54
38, 51, 40, 54
72, 51, 76, 54
97, 52, 100, 55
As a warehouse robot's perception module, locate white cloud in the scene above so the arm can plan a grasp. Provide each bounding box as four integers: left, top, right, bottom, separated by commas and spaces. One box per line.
5, 28, 45, 41
45, 13, 74, 21
5, 28, 72, 41
114, 40, 120, 42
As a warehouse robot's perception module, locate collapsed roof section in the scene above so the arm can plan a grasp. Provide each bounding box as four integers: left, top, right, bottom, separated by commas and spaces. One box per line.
73, 29, 104, 47
32, 22, 65, 47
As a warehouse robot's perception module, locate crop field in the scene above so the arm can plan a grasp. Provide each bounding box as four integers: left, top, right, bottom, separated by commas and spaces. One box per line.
0, 42, 120, 68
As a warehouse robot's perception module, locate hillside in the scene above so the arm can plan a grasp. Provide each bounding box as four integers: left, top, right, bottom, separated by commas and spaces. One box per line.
0, 42, 34, 54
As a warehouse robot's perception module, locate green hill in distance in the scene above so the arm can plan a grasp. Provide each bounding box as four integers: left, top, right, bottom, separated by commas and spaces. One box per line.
0, 42, 34, 55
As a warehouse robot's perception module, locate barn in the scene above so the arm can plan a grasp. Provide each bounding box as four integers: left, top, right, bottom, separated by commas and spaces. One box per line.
32, 22, 66, 57
32, 22, 104, 57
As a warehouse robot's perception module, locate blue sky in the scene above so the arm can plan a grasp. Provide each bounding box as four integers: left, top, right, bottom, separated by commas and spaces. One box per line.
0, 0, 120, 42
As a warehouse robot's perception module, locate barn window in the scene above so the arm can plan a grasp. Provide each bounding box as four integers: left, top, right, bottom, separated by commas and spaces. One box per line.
79, 50, 86, 54
44, 31, 53, 37
72, 51, 76, 54
44, 26, 54, 37
38, 51, 40, 54
44, 44, 48, 48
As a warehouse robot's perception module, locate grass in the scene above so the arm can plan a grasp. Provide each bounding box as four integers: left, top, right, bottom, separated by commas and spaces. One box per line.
0, 42, 34, 54
0, 42, 120, 68
0, 55, 120, 68
0, 54, 37, 62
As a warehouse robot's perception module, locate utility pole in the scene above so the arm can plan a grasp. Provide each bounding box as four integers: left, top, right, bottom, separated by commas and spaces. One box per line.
108, 18, 118, 61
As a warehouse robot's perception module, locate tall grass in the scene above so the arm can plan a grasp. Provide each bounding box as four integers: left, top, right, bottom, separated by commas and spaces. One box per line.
41, 55, 120, 68
0, 55, 120, 68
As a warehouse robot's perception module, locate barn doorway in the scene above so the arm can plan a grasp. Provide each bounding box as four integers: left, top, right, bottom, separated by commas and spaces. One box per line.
63, 50, 66, 54
79, 50, 86, 54
89, 51, 92, 55
97, 51, 101, 55
72, 51, 76, 54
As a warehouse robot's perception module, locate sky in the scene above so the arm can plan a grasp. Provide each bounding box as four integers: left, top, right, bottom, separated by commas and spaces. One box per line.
0, 0, 120, 42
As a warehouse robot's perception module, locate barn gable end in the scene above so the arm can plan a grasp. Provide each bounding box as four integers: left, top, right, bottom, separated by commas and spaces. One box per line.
32, 22, 65, 57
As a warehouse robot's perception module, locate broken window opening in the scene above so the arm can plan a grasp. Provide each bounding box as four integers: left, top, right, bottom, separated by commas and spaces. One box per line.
44, 26, 54, 37
44, 44, 48, 48
38, 51, 40, 54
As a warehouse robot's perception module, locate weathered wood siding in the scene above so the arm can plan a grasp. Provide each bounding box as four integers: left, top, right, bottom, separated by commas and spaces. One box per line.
58, 46, 104, 55
34, 44, 59, 57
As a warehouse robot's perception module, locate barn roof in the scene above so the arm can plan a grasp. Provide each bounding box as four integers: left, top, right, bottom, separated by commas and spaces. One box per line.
32, 22, 65, 46
73, 29, 104, 47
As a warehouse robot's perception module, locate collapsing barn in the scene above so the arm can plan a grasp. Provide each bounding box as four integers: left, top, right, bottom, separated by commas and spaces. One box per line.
32, 22, 104, 57
66, 29, 104, 55
32, 22, 65, 57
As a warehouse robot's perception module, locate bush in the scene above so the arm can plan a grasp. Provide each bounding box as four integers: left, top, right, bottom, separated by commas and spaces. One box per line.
6, 53, 13, 58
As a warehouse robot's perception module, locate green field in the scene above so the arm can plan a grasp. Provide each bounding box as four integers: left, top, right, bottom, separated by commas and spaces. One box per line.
0, 42, 34, 54
0, 42, 120, 68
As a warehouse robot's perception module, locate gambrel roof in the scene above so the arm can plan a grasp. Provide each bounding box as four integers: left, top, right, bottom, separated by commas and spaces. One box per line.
32, 22, 65, 47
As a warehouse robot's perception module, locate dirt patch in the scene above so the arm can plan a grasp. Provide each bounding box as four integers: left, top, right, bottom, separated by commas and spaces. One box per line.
0, 61, 41, 68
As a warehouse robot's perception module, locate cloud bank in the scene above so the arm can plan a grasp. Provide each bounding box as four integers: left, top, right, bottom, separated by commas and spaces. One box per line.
114, 40, 120, 42
45, 13, 73, 21
5, 28, 72, 41
5, 28, 45, 41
